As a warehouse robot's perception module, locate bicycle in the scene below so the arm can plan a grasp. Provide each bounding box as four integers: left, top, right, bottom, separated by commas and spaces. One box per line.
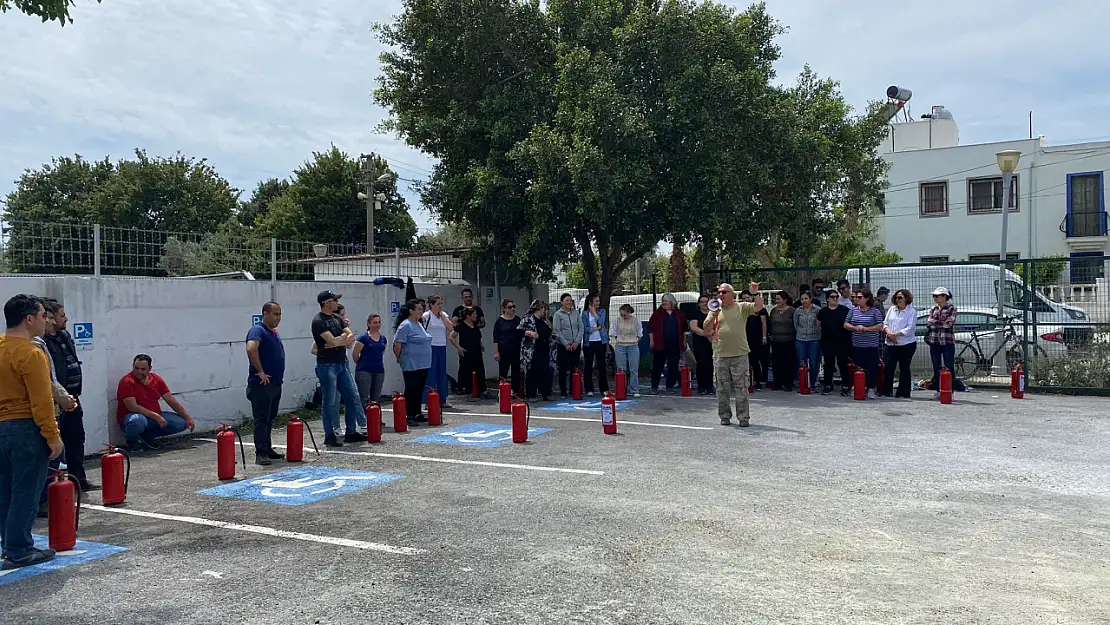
953, 316, 1047, 378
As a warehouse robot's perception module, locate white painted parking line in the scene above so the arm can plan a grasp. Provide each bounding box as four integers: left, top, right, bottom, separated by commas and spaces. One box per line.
381, 409, 715, 431
81, 504, 425, 555
195, 438, 605, 476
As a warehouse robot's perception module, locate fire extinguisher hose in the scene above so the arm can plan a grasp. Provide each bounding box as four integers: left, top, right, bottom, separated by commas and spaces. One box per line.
303, 419, 320, 456
117, 446, 131, 495
232, 427, 246, 468
517, 379, 532, 429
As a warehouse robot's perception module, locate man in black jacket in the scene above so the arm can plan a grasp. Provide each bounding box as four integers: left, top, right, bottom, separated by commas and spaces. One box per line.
43, 299, 97, 491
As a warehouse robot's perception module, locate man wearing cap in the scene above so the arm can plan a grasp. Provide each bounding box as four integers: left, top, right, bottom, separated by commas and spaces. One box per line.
703, 282, 764, 427
312, 291, 367, 447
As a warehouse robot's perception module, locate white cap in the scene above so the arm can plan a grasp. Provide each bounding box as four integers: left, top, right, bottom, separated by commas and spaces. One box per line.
932, 287, 951, 297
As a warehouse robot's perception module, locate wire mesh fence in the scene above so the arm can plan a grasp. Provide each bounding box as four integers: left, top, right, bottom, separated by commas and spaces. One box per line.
0, 220, 470, 283
701, 257, 1110, 393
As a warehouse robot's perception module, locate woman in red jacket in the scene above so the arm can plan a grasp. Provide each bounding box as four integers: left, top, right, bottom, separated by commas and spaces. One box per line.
647, 293, 686, 394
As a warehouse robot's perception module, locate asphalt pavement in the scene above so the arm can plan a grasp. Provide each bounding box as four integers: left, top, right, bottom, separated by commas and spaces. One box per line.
3, 388, 1109, 624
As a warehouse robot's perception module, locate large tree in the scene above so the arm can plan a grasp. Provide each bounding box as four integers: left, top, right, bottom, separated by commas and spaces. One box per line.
1, 0, 101, 25
2, 150, 238, 274
376, 0, 792, 309
254, 147, 417, 251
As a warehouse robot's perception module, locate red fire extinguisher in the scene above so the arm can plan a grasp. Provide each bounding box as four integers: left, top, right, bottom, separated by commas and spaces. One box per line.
572, 368, 583, 400
471, 371, 480, 398
798, 360, 810, 395
216, 424, 246, 480
748, 367, 755, 393
427, 387, 442, 426
877, 358, 886, 395
499, 379, 512, 414
101, 445, 130, 506
601, 392, 617, 435
1011, 363, 1025, 399
939, 366, 953, 404
47, 467, 80, 552
680, 366, 692, 397
365, 401, 383, 443
285, 414, 319, 463
392, 392, 408, 432
615, 368, 627, 401
853, 368, 867, 401
511, 396, 529, 444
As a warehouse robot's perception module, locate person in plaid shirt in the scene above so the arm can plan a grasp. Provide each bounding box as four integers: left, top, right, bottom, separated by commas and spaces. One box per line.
924, 287, 957, 399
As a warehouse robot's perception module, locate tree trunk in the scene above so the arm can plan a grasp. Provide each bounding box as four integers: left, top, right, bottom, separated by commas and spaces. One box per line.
668, 239, 688, 292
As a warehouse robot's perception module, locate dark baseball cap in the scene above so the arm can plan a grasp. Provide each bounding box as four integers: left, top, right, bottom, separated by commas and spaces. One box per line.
317, 290, 341, 304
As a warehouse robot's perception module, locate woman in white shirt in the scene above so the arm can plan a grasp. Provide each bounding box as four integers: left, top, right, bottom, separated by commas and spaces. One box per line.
881, 289, 917, 398
421, 295, 458, 409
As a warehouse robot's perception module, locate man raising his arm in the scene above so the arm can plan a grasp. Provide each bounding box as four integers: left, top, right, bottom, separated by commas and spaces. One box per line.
0, 294, 64, 569
703, 282, 764, 427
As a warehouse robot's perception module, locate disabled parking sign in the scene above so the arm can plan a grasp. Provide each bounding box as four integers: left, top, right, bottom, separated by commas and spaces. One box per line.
537, 399, 640, 412
411, 422, 551, 447
197, 466, 403, 506
0, 535, 127, 587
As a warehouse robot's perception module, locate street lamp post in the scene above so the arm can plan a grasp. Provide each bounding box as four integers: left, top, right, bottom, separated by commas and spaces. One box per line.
357, 153, 396, 254
994, 149, 1021, 374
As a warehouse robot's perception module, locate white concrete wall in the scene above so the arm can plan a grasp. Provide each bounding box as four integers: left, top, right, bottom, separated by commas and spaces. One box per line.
0, 276, 545, 451
877, 137, 1110, 262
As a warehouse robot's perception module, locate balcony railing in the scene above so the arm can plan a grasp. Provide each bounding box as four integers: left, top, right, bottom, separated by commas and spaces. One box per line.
1060, 212, 1109, 238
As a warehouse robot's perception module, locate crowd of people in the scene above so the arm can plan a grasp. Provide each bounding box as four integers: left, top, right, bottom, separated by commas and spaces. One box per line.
0, 278, 963, 569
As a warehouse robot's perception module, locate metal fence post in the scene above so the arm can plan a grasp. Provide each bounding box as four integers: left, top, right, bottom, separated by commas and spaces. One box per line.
270, 237, 277, 302
395, 247, 401, 276
651, 273, 658, 310
93, 224, 101, 276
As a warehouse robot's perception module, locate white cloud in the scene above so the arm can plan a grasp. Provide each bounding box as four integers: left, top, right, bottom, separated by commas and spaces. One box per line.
2, 0, 1107, 239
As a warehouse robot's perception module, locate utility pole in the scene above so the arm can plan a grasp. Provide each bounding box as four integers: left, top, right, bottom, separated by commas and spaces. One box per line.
994, 150, 1021, 375
358, 153, 396, 254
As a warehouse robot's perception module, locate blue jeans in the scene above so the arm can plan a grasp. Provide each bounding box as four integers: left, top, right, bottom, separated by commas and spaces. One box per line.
423, 346, 448, 406
930, 343, 955, 383
795, 339, 821, 388
0, 419, 50, 560
121, 411, 188, 445
614, 344, 641, 393
315, 362, 365, 437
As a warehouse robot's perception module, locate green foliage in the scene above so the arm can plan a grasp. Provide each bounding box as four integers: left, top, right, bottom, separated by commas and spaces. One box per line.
0, 0, 100, 26
240, 178, 290, 229
564, 259, 599, 290
415, 222, 479, 251
1, 150, 238, 275
377, 0, 872, 311
840, 245, 902, 266
254, 147, 417, 251
1013, 255, 1068, 287
158, 219, 271, 277
1029, 340, 1110, 389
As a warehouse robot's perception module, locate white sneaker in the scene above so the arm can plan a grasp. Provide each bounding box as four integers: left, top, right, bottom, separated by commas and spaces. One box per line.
587, 392, 595, 397
634, 392, 641, 398
866, 389, 877, 400
933, 391, 940, 401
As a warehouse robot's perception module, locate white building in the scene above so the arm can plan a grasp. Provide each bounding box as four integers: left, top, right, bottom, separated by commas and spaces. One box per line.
876, 106, 1109, 285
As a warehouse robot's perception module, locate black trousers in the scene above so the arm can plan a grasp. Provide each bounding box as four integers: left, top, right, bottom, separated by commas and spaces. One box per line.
498, 353, 522, 397
59, 402, 88, 486
583, 341, 608, 393
747, 338, 767, 386
556, 345, 581, 395
770, 340, 796, 390
247, 381, 282, 453
458, 351, 487, 395
526, 352, 552, 398
651, 344, 680, 390
821, 339, 853, 389
403, 369, 429, 418
882, 342, 917, 398
693, 342, 714, 391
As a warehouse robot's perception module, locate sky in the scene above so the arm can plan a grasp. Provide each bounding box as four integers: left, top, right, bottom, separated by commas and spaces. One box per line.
2, 0, 1108, 239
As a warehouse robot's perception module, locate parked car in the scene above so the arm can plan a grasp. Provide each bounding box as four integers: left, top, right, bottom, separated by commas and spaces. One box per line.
908, 306, 1069, 378
846, 264, 1093, 346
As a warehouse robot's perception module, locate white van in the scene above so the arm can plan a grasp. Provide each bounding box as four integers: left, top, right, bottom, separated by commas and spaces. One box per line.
844, 264, 1093, 344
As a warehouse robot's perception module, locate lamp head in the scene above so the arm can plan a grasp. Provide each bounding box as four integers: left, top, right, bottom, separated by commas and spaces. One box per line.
996, 150, 1022, 173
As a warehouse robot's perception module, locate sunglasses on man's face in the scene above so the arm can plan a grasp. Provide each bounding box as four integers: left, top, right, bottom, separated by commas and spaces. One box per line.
718, 290, 732, 295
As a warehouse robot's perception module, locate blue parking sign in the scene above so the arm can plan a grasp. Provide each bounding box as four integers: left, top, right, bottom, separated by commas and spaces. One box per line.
72, 322, 94, 351
411, 422, 551, 447
538, 399, 640, 412
197, 466, 403, 506
391, 301, 401, 315
252, 314, 263, 325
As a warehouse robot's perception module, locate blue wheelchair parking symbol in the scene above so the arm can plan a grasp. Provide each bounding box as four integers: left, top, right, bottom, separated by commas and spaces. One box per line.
391, 301, 401, 314
0, 535, 127, 587
411, 422, 551, 447
197, 466, 403, 506
252, 314, 263, 325
537, 399, 640, 412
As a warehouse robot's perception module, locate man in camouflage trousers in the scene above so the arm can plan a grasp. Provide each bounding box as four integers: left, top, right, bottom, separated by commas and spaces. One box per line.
702, 282, 764, 427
